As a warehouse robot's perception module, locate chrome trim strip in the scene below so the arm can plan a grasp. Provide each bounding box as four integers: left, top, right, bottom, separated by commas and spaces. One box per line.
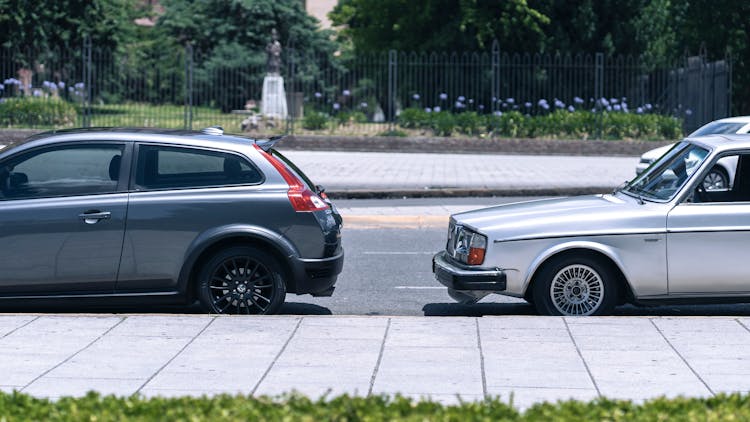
494, 229, 666, 243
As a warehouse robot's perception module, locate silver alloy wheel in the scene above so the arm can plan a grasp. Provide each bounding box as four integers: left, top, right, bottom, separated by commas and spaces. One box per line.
549, 264, 604, 316
702, 170, 728, 191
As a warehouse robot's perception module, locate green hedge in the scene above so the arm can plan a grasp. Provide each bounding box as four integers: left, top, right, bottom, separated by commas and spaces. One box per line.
3, 391, 750, 421
397, 108, 683, 140
0, 97, 78, 127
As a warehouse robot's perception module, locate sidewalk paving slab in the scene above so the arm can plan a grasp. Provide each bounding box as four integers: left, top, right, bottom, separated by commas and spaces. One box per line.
3, 314, 750, 409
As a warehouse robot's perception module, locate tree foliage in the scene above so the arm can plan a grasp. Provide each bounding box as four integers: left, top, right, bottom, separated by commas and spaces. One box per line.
330, 0, 549, 53
157, 0, 337, 59
0, 0, 140, 57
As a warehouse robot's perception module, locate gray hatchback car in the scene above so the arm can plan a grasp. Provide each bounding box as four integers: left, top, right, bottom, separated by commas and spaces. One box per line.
0, 127, 344, 314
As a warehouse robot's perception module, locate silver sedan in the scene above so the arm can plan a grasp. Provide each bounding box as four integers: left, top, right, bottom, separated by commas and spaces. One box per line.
434, 134, 750, 316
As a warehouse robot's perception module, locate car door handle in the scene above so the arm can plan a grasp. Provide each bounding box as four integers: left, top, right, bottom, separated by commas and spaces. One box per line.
79, 211, 111, 224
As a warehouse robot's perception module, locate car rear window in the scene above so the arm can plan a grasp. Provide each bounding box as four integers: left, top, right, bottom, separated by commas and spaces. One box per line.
135, 145, 263, 190
269, 149, 317, 191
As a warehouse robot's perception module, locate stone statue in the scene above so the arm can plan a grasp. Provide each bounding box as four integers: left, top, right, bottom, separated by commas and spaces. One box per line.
266, 29, 282, 75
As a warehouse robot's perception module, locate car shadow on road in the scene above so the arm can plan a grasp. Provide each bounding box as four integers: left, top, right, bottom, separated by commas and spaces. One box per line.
422, 302, 536, 316
0, 301, 332, 316
423, 302, 750, 317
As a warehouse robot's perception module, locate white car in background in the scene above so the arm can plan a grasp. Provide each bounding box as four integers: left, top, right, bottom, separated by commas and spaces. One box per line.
636, 116, 750, 190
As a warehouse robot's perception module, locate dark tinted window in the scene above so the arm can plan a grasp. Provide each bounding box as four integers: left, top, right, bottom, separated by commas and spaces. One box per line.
135, 145, 262, 190
0, 145, 124, 200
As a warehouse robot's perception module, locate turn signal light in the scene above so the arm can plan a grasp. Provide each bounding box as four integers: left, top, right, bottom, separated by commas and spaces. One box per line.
467, 232, 487, 265
467, 247, 486, 265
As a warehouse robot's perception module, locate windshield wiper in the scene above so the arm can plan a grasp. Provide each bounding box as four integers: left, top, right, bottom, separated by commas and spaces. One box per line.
612, 180, 629, 195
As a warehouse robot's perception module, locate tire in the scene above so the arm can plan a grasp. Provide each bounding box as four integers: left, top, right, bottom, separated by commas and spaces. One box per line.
532, 255, 618, 316
702, 166, 729, 191
198, 246, 286, 315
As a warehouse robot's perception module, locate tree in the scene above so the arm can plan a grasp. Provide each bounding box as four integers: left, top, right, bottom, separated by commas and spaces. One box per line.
0, 0, 140, 58
329, 0, 549, 53
156, 0, 341, 111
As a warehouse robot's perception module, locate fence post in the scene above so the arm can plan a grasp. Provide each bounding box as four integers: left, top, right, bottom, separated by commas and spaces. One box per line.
388, 50, 397, 128
184, 44, 194, 130
82, 37, 92, 128
286, 45, 296, 135
594, 52, 604, 139
491, 40, 500, 114
727, 51, 733, 116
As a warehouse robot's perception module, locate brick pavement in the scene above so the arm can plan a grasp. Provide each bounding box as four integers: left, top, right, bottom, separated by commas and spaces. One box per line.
281, 150, 638, 192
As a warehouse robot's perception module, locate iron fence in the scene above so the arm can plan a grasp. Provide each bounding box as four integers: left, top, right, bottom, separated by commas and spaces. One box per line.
0, 40, 732, 136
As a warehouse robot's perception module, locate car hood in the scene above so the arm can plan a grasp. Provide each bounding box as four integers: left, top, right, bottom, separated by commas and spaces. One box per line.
452, 194, 667, 242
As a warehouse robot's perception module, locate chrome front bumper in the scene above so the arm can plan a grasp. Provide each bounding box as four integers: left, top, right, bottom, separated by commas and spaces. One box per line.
432, 251, 506, 291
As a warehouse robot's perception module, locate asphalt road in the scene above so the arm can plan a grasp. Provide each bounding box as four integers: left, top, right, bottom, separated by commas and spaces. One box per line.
5, 196, 750, 317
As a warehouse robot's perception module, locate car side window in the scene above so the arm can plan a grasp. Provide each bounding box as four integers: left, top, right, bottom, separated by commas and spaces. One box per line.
686, 153, 750, 204
0, 144, 124, 200
134, 145, 262, 190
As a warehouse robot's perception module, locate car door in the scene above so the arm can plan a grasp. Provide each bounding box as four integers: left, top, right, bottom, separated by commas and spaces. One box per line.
116, 143, 265, 292
666, 151, 750, 294
0, 142, 131, 294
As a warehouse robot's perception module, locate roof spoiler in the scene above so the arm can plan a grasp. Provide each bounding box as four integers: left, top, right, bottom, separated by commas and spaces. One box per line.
255, 135, 285, 152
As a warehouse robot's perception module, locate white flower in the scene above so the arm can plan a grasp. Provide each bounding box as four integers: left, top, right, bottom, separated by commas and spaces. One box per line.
342, 89, 351, 96
314, 92, 322, 98
433, 106, 441, 112
412, 93, 420, 100
439, 93, 448, 100
424, 107, 431, 113
333, 103, 340, 110
567, 105, 575, 112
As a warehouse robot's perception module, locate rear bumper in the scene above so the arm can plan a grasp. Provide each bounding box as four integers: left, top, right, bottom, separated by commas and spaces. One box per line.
432, 251, 506, 291
291, 249, 344, 296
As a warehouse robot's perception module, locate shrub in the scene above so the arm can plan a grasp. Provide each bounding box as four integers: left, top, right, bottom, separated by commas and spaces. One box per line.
455, 112, 482, 135
3, 391, 750, 421
486, 111, 528, 138
377, 129, 408, 137
0, 97, 77, 127
302, 111, 329, 130
397, 107, 430, 129
336, 111, 368, 126
430, 111, 456, 136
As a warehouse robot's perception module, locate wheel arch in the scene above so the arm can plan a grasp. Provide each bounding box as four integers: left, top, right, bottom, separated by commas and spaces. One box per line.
178, 225, 301, 301
521, 242, 634, 305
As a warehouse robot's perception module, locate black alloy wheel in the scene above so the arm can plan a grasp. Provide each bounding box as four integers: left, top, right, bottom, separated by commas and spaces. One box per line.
199, 246, 286, 314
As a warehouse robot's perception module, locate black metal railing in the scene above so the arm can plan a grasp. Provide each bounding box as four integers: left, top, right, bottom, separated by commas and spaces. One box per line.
0, 40, 732, 135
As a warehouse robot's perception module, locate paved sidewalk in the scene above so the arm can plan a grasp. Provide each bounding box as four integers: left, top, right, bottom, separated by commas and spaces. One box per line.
2, 314, 748, 409
281, 151, 638, 194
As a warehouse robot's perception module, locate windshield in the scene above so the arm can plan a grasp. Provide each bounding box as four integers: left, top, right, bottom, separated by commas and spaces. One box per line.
623, 142, 709, 201
690, 122, 746, 137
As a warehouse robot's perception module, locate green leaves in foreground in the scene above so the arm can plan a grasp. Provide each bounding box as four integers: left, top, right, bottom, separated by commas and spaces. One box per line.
2, 391, 750, 421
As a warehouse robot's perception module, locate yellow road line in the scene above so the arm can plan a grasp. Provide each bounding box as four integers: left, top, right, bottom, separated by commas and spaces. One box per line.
343, 215, 449, 229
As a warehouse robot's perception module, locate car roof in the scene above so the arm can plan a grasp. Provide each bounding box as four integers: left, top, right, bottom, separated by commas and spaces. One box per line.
13, 127, 268, 153
686, 134, 750, 152
711, 115, 750, 124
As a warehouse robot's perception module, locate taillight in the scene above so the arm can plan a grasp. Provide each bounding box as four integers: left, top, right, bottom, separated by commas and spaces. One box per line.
467, 232, 487, 265
254, 145, 328, 212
